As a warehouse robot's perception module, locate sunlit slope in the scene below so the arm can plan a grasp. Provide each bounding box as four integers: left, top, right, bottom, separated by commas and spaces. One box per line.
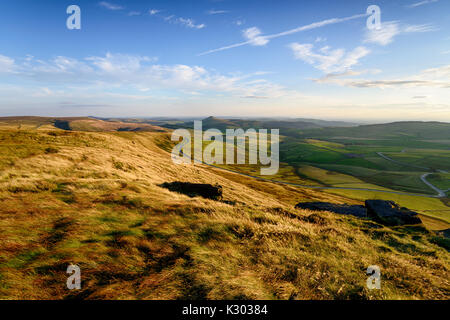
0, 116, 166, 132
0, 124, 449, 300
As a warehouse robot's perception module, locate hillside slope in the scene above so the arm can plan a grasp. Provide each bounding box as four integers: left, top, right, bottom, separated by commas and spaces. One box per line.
0, 126, 449, 300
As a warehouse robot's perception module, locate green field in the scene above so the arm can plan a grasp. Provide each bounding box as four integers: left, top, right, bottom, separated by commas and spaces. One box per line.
191, 121, 450, 226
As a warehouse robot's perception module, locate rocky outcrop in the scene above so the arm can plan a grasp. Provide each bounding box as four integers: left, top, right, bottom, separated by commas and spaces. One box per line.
437, 228, 450, 239
160, 182, 223, 200
295, 200, 423, 226
294, 202, 367, 217
364, 200, 422, 226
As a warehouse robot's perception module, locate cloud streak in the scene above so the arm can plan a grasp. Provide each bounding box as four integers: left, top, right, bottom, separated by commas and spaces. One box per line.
198, 13, 368, 55
99, 1, 124, 11
364, 21, 437, 46
312, 65, 450, 88
207, 10, 229, 15
407, 0, 439, 8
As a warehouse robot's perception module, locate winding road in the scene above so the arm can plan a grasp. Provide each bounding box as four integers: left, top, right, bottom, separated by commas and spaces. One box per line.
421, 173, 447, 198
376, 152, 447, 198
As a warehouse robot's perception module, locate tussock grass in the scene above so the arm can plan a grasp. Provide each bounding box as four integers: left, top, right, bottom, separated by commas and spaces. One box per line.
0, 126, 448, 300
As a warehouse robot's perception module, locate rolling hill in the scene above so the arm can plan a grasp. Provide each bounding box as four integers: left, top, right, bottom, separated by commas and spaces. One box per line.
159, 116, 357, 131
0, 117, 449, 300
0, 117, 167, 133
294, 121, 450, 140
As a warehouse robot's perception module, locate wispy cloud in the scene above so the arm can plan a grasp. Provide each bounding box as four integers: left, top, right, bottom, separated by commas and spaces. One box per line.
364, 21, 437, 46
312, 65, 450, 88
149, 9, 160, 15
199, 12, 367, 55
407, 0, 439, 8
99, 1, 124, 11
149, 10, 205, 29
0, 54, 15, 73
176, 18, 205, 29
127, 11, 141, 16
59, 102, 113, 108
289, 43, 370, 73
207, 9, 229, 15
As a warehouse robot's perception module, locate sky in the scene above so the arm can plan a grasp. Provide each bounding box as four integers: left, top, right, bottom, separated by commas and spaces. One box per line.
0, 0, 449, 122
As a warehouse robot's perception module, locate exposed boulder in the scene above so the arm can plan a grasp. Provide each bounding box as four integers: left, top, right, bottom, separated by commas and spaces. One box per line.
365, 200, 422, 226
160, 182, 223, 200
295, 202, 367, 217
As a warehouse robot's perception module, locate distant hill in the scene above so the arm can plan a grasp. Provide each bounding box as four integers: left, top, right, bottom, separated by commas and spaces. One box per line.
294, 121, 450, 140
0, 116, 166, 132
161, 116, 356, 132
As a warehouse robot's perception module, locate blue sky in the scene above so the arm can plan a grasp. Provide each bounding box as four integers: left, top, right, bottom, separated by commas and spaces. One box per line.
0, 0, 449, 121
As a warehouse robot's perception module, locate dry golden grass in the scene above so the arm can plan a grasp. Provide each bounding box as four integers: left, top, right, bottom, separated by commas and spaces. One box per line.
0, 124, 449, 300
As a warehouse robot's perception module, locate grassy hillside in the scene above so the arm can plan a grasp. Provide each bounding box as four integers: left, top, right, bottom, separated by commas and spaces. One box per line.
0, 121, 449, 300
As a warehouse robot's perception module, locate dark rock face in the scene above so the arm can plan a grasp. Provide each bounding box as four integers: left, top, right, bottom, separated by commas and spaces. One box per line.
295, 202, 367, 217
294, 200, 423, 226
437, 228, 450, 239
365, 200, 422, 226
160, 182, 223, 200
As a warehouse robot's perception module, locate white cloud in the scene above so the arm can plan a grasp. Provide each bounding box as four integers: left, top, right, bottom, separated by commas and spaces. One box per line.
407, 0, 439, 8
128, 11, 141, 16
0, 53, 289, 99
199, 12, 367, 55
176, 18, 205, 29
0, 54, 15, 73
364, 21, 400, 46
149, 9, 160, 15
85, 53, 155, 73
289, 43, 370, 73
364, 21, 437, 46
243, 27, 269, 46
99, 1, 124, 11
